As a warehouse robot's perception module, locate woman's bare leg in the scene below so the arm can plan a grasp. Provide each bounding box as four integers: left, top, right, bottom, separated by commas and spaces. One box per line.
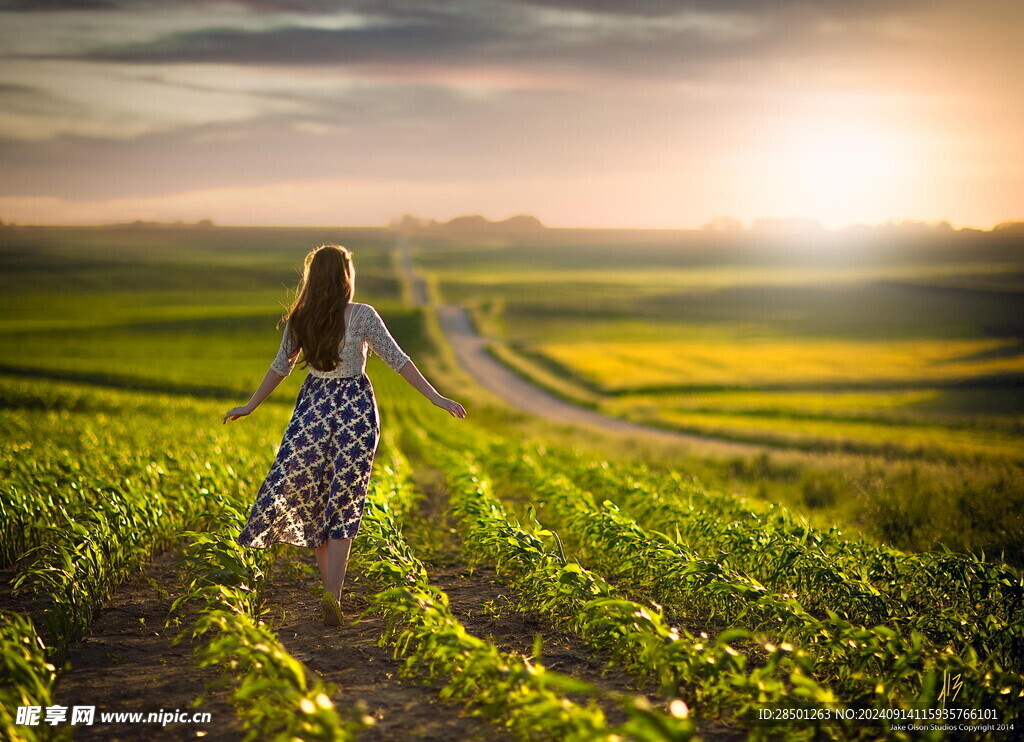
324, 538, 353, 599
314, 542, 327, 586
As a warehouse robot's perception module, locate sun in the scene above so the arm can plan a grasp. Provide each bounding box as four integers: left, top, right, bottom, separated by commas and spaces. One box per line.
793, 132, 891, 195
762, 125, 908, 228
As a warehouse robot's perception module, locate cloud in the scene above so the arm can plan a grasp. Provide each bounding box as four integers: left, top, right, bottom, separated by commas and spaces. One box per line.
7, 0, 943, 89
0, 82, 43, 95
0, 81, 84, 115
0, 0, 120, 9
221, 0, 462, 16
61, 19, 511, 67
513, 0, 936, 19
0, 69, 732, 200
11, 3, 781, 89
0, 0, 927, 18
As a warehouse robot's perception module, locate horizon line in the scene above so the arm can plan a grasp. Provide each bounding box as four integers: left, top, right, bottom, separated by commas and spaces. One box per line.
3, 216, 1023, 233
2, 222, 1021, 234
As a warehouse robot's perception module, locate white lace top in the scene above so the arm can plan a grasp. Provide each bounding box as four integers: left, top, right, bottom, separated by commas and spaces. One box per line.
269, 302, 410, 379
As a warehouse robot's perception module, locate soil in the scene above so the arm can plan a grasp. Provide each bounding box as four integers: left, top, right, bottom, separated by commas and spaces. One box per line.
259, 551, 513, 742
50, 549, 243, 741
3, 458, 744, 742
5, 549, 747, 742
263, 552, 743, 742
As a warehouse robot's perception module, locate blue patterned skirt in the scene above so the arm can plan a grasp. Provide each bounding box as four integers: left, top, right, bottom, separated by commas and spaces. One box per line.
237, 372, 381, 549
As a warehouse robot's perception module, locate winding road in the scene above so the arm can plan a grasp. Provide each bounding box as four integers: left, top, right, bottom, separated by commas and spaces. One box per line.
395, 235, 765, 456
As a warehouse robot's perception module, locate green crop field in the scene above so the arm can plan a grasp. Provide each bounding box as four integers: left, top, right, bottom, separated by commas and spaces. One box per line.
415, 228, 1024, 565
2, 224, 1022, 741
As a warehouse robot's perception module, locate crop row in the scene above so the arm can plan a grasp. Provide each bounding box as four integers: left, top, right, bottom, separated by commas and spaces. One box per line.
0, 611, 60, 742
474, 437, 1024, 673
352, 441, 698, 742
0, 378, 362, 740
9, 462, 217, 658
392, 413, 1024, 735
407, 427, 881, 741
172, 501, 369, 741
408, 407, 1024, 672
472, 444, 1024, 733
0, 378, 242, 568
1, 378, 270, 658
513, 435, 1024, 625
401, 384, 1023, 634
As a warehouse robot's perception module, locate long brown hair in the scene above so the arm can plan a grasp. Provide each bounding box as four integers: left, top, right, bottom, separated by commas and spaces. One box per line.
279, 244, 355, 373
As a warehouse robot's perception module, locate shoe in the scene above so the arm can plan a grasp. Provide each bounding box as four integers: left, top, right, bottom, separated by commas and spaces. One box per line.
320, 592, 344, 627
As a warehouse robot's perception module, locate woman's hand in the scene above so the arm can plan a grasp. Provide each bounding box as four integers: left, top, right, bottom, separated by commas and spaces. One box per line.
434, 396, 467, 418
223, 404, 253, 424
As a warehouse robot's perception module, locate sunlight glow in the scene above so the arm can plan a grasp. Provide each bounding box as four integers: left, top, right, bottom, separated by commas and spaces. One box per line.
786, 128, 904, 227
750, 122, 917, 228
792, 132, 893, 199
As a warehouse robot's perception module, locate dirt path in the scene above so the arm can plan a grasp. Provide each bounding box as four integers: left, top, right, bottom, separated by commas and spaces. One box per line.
397, 450, 745, 741
394, 235, 765, 457
252, 448, 743, 742
260, 550, 512, 742
261, 504, 701, 738
50, 549, 241, 742
396, 231, 429, 306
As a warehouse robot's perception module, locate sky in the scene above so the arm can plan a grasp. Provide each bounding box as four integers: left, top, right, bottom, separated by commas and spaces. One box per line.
0, 0, 1021, 230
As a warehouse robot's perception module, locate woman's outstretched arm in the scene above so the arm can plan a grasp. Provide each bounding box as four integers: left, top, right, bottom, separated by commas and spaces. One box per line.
398, 359, 467, 418
224, 319, 297, 423
364, 304, 466, 418
223, 368, 286, 423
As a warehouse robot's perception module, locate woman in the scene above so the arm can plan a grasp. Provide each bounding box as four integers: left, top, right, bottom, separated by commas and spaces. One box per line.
221, 244, 466, 626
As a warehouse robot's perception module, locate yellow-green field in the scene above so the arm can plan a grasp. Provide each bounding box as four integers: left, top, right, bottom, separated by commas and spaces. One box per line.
413, 228, 1024, 470
536, 337, 1024, 391
613, 404, 1023, 460
434, 260, 1024, 291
